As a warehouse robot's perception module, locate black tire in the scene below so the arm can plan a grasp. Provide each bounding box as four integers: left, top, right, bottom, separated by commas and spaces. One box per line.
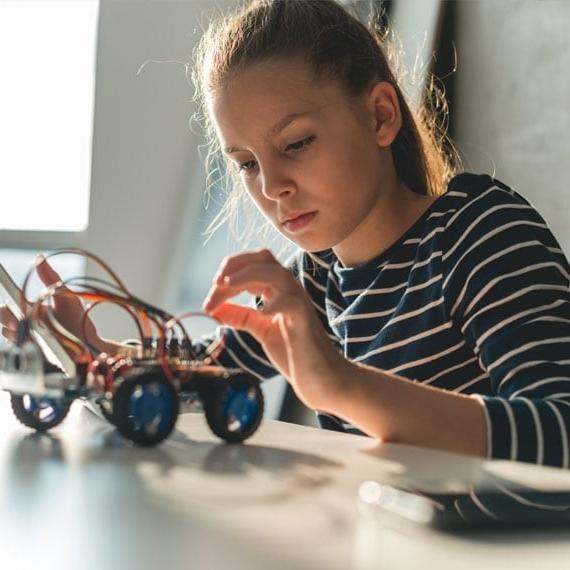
10, 393, 71, 432
203, 376, 264, 443
112, 373, 179, 446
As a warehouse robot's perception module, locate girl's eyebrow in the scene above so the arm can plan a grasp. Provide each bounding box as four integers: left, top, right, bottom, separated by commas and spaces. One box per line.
224, 110, 313, 154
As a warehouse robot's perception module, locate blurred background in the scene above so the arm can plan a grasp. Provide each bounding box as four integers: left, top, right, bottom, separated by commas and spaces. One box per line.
1, 0, 569, 426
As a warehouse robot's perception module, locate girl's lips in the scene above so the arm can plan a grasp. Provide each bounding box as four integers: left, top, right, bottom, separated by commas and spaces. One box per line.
282, 211, 318, 232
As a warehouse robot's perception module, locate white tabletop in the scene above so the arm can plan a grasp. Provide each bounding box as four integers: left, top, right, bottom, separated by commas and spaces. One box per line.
2, 391, 570, 570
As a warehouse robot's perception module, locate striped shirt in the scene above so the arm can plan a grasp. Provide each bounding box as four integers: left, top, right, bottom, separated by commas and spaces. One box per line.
199, 173, 570, 468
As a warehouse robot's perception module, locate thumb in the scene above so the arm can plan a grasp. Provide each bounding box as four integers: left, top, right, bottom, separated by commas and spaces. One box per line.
34, 255, 79, 311
35, 255, 63, 288
210, 302, 271, 340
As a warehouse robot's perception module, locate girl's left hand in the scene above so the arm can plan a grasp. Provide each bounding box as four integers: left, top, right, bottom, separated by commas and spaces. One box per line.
202, 249, 346, 410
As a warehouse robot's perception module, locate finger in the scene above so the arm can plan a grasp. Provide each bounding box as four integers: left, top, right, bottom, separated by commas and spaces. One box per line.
1, 327, 17, 343
213, 248, 276, 285
203, 280, 269, 315
211, 302, 291, 378
212, 294, 312, 341
0, 304, 19, 329
226, 263, 294, 290
210, 302, 273, 341
204, 263, 294, 312
36, 257, 84, 311
35, 255, 63, 287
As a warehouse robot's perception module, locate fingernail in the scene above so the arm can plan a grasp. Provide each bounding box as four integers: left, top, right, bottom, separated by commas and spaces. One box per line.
35, 254, 45, 265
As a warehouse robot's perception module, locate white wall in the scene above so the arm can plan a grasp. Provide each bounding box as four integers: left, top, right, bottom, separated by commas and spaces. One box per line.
85, 0, 226, 339
453, 0, 570, 253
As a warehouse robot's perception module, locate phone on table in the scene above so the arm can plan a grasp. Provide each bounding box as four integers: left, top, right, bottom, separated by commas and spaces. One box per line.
359, 476, 570, 530
0, 262, 76, 377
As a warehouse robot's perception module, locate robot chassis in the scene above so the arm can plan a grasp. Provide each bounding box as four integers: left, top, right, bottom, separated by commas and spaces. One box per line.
0, 249, 264, 446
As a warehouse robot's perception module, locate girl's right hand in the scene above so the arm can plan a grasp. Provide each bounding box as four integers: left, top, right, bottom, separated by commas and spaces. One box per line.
202, 249, 345, 411
0, 257, 110, 355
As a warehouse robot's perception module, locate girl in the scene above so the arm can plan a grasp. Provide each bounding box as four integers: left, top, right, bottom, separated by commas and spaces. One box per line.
3, 0, 570, 467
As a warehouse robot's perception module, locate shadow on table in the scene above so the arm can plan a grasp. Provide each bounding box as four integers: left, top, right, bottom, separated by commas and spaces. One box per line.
0, 429, 293, 570
3, 402, 343, 499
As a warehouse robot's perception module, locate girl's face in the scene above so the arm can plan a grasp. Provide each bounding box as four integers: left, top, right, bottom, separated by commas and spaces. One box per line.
209, 58, 408, 263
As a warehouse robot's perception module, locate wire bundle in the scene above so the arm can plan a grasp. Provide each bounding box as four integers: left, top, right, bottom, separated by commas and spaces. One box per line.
17, 248, 225, 381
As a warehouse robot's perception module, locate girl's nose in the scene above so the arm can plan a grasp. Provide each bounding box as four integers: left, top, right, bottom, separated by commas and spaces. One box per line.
261, 166, 296, 201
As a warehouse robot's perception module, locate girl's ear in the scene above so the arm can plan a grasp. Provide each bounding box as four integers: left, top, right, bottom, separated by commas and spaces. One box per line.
367, 81, 402, 148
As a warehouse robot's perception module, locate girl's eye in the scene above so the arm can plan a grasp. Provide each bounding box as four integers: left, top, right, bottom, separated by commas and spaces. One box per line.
236, 135, 315, 173
285, 135, 316, 152
239, 160, 257, 172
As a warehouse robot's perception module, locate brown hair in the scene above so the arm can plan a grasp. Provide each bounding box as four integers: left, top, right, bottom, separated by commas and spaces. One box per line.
192, 0, 460, 244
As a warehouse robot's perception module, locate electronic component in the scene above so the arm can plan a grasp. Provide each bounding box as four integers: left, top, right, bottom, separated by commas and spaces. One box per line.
0, 249, 264, 446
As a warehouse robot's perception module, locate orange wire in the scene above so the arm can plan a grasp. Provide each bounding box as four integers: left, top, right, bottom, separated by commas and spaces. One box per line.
31, 286, 167, 366
21, 248, 152, 338
81, 300, 145, 359
20, 249, 227, 383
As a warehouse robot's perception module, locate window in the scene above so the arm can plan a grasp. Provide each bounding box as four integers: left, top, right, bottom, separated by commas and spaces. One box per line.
0, 0, 99, 232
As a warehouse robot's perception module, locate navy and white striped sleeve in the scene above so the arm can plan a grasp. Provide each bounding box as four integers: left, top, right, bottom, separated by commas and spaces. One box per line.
193, 325, 278, 381
441, 177, 570, 468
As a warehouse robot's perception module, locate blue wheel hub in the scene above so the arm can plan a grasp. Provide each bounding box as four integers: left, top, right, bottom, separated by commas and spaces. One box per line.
222, 385, 260, 433
22, 394, 63, 424
127, 381, 174, 436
